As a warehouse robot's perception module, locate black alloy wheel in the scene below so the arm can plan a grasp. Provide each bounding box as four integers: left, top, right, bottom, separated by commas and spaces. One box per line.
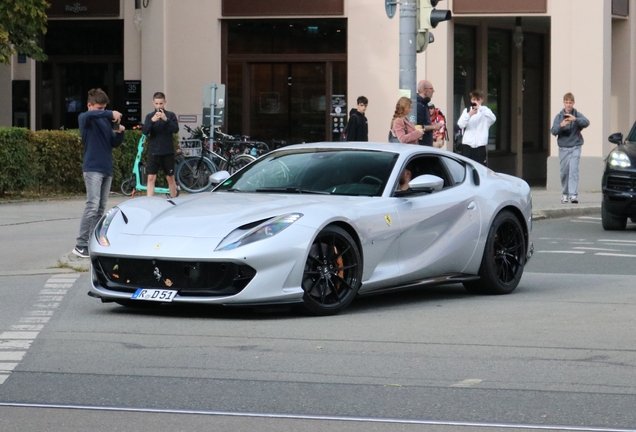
301, 226, 362, 316
464, 210, 526, 295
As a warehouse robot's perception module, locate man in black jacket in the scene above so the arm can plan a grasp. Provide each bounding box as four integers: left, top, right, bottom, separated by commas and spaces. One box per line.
142, 92, 179, 197
416, 80, 442, 146
344, 96, 369, 141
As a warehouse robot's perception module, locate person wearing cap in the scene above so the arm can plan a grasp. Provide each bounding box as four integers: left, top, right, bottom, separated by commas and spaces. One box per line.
416, 80, 442, 146
428, 103, 447, 149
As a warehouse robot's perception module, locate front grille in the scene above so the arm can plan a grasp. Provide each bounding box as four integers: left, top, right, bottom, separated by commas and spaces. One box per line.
606, 174, 636, 192
93, 256, 256, 297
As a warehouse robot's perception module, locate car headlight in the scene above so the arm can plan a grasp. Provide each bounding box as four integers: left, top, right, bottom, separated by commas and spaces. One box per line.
95, 207, 120, 247
215, 213, 303, 251
608, 150, 632, 168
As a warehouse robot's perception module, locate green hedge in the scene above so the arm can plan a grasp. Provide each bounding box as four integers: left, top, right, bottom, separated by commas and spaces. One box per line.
0, 128, 39, 196
0, 128, 146, 197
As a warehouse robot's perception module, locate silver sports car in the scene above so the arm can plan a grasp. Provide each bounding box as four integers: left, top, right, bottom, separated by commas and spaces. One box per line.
88, 142, 533, 315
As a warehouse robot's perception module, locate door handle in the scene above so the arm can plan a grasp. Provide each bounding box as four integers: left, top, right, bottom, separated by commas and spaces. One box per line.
467, 201, 476, 210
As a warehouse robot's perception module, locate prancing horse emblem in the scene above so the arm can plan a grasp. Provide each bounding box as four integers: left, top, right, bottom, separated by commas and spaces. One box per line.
153, 267, 162, 281
384, 214, 392, 226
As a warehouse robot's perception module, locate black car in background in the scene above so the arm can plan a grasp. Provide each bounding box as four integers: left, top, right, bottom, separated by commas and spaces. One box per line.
601, 121, 636, 230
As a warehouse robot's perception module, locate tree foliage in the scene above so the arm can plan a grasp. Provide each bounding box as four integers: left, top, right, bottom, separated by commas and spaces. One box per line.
0, 0, 49, 65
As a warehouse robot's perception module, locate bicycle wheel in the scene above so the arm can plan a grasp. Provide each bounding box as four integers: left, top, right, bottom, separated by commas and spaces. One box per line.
176, 157, 217, 193
229, 154, 256, 174
120, 175, 135, 196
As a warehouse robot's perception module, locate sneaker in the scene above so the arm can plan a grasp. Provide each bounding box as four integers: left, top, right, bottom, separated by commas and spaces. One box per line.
73, 246, 89, 258
570, 197, 579, 204
561, 195, 568, 204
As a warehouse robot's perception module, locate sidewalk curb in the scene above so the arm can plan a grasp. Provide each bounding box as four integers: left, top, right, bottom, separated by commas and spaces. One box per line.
532, 205, 601, 221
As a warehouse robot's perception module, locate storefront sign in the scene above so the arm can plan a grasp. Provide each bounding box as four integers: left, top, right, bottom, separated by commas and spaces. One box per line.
223, 0, 343, 16
179, 115, 198, 123
123, 80, 141, 125
330, 94, 347, 139
453, 0, 546, 14
48, 0, 120, 18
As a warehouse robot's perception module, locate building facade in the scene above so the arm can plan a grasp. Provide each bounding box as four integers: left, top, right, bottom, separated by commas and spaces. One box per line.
1, 0, 635, 191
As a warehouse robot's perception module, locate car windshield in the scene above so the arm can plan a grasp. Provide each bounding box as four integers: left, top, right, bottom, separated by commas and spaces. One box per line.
627, 123, 636, 143
214, 149, 398, 196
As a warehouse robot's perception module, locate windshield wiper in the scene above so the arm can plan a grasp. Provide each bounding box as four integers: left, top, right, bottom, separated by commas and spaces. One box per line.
254, 187, 330, 195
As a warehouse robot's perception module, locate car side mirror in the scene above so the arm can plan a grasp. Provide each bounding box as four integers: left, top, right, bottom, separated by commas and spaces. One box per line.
409, 174, 444, 192
210, 170, 231, 185
608, 132, 623, 146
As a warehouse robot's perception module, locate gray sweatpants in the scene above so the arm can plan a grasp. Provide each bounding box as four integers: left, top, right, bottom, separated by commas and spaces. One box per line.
558, 146, 581, 198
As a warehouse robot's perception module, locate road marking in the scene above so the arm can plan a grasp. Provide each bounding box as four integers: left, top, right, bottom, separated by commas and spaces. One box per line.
536, 250, 585, 254
596, 253, 636, 258
0, 363, 17, 372
1, 402, 635, 432
578, 216, 601, 220
0, 340, 32, 350
451, 379, 483, 387
0, 273, 79, 387
0, 352, 26, 361
0, 332, 39, 339
599, 243, 636, 247
571, 220, 599, 224
573, 247, 620, 252
598, 239, 636, 243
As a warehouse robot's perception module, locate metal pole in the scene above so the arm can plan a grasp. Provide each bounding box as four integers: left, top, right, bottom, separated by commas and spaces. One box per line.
399, 0, 418, 124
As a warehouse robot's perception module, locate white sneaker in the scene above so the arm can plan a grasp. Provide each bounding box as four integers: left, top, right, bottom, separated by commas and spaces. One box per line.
561, 195, 568, 204
570, 196, 578, 204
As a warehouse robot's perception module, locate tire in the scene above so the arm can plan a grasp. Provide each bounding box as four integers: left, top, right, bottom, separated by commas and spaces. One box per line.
601, 201, 627, 231
176, 157, 217, 193
463, 210, 526, 295
301, 226, 362, 316
229, 155, 256, 174
120, 176, 135, 196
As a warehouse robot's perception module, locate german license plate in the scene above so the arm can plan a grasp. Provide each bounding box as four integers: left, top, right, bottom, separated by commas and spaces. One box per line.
132, 288, 177, 302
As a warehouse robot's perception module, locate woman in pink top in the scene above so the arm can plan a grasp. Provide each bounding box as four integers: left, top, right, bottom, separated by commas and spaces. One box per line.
390, 97, 424, 144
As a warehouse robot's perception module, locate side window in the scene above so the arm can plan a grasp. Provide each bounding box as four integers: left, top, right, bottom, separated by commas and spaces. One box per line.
441, 156, 466, 186
401, 156, 451, 189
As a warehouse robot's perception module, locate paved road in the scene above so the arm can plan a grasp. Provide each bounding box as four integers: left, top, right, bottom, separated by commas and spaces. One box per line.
4, 192, 636, 432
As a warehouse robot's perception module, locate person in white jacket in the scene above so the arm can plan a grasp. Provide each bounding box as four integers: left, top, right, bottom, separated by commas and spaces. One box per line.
457, 89, 497, 166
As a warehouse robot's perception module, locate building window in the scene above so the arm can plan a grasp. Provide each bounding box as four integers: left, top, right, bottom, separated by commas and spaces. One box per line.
453, 25, 477, 133
487, 28, 512, 152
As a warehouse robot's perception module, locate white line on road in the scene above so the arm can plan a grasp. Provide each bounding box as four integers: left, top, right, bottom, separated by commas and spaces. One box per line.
451, 379, 483, 387
573, 247, 620, 252
536, 251, 586, 254
595, 253, 636, 258
578, 216, 602, 220
570, 220, 599, 224
0, 363, 17, 372
598, 239, 636, 243
0, 352, 26, 361
0, 402, 634, 432
0, 340, 32, 350
0, 275, 77, 387
0, 332, 39, 340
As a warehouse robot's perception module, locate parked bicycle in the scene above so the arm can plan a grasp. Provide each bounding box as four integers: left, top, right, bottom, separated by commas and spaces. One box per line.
175, 127, 267, 193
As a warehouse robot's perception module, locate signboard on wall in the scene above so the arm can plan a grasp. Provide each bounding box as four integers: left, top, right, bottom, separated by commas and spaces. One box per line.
123, 81, 142, 126
453, 0, 546, 14
47, 0, 120, 17
222, 0, 343, 16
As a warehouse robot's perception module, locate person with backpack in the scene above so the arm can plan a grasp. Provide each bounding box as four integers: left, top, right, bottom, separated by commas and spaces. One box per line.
428, 103, 448, 149
344, 96, 368, 141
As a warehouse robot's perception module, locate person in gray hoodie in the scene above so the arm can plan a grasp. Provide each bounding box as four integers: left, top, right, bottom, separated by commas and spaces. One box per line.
550, 92, 590, 204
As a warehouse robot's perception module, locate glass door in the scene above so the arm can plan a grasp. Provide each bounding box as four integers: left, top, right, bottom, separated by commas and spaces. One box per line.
250, 62, 326, 144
